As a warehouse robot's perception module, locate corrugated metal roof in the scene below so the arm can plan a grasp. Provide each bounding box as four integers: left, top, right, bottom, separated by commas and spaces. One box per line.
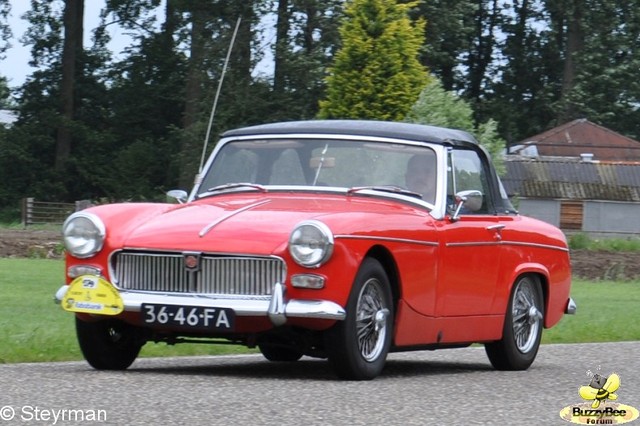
503, 156, 640, 201
514, 119, 640, 161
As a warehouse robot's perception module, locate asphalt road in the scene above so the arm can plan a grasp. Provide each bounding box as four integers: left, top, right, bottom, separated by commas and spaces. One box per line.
1, 342, 639, 426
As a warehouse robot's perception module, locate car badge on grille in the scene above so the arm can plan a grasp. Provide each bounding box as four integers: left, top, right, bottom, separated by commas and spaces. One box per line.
183, 252, 201, 272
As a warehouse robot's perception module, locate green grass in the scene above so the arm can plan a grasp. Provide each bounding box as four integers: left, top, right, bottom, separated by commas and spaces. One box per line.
0, 258, 638, 363
542, 279, 640, 344
568, 233, 640, 251
0, 259, 254, 363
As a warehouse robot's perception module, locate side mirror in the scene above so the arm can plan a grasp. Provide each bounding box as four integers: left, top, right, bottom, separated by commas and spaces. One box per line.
451, 190, 483, 221
166, 189, 188, 204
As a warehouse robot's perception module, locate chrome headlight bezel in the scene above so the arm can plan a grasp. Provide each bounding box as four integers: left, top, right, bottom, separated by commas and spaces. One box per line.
288, 220, 334, 268
62, 212, 106, 259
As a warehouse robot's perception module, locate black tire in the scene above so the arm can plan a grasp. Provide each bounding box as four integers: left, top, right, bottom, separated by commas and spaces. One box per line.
325, 258, 394, 380
76, 317, 144, 370
485, 275, 544, 370
258, 343, 303, 362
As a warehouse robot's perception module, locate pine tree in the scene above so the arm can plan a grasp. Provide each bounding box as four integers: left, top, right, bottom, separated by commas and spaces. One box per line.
318, 0, 430, 120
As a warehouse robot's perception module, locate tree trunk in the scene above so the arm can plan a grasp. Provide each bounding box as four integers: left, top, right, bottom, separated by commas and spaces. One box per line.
179, 5, 208, 188
183, 9, 207, 130
466, 0, 499, 105
55, 0, 83, 171
273, 0, 290, 94
559, 0, 583, 122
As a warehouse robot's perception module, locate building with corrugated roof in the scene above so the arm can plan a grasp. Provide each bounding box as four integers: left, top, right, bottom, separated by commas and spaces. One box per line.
510, 118, 640, 161
503, 156, 640, 235
503, 120, 640, 236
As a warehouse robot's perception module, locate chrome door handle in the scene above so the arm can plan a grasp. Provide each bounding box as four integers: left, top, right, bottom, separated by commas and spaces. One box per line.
487, 224, 505, 241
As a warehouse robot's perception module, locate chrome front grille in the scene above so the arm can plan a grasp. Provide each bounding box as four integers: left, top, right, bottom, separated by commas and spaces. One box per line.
111, 251, 286, 296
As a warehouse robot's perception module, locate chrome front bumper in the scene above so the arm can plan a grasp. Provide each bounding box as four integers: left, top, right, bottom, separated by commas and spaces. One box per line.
55, 282, 346, 327
565, 297, 577, 315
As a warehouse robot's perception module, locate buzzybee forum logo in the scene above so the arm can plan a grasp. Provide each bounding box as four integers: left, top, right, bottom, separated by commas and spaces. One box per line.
560, 369, 639, 424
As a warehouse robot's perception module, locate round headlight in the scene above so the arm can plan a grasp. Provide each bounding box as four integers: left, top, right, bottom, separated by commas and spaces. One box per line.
62, 212, 105, 258
288, 220, 334, 267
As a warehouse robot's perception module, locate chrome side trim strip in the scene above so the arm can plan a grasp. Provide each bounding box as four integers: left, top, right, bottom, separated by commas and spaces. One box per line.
335, 235, 439, 247
445, 240, 569, 252
502, 241, 570, 252
446, 242, 501, 248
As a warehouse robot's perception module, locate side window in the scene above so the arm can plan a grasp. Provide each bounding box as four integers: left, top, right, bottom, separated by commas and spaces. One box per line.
447, 149, 491, 214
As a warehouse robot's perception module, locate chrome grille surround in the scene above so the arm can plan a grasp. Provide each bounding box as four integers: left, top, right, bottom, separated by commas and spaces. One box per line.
109, 250, 286, 297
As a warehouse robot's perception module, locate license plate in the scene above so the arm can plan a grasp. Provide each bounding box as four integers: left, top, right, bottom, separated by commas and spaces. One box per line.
141, 304, 235, 330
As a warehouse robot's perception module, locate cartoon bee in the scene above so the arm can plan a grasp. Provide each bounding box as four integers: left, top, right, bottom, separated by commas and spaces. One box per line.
579, 373, 620, 408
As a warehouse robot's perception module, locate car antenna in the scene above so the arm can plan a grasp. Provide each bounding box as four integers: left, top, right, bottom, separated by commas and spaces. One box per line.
195, 16, 242, 185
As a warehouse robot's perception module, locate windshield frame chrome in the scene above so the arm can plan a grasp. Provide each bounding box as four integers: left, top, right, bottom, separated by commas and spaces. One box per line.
190, 133, 449, 219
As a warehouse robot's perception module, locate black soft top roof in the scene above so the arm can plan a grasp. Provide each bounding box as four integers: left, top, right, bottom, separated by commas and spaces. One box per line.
222, 120, 478, 145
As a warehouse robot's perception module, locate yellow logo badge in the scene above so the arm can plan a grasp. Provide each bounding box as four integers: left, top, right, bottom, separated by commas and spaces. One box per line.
62, 275, 124, 315
560, 370, 639, 424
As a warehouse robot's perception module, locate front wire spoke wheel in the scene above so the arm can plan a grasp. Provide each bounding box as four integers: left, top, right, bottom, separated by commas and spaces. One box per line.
325, 258, 393, 380
356, 280, 387, 362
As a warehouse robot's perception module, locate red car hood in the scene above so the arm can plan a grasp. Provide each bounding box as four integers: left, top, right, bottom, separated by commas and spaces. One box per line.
119, 194, 413, 255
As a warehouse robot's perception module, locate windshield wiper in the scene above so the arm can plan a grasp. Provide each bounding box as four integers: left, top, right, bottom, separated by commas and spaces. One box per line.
347, 186, 422, 199
199, 182, 268, 198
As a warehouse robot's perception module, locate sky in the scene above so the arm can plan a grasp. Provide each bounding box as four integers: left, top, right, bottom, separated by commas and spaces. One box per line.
3, 0, 274, 90
3, 0, 135, 88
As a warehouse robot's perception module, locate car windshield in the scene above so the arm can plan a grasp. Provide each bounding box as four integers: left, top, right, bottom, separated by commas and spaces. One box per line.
198, 138, 437, 203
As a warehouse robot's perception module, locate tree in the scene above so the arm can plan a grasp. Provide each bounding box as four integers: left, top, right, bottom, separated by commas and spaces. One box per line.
412, 0, 476, 92
0, 76, 11, 109
55, 0, 84, 170
483, 0, 562, 143
0, 0, 11, 61
463, 0, 504, 110
270, 0, 344, 120
553, 0, 640, 138
406, 78, 505, 173
318, 0, 430, 120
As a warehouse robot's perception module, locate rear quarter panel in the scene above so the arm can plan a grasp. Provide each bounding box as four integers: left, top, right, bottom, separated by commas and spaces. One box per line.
498, 215, 572, 328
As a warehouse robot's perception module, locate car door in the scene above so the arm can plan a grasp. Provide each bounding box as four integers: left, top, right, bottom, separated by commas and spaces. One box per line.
436, 147, 503, 317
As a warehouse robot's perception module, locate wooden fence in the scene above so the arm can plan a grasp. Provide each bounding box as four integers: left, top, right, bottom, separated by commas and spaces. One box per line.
21, 198, 91, 226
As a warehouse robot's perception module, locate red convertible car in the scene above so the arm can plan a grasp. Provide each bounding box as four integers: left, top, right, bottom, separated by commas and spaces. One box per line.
55, 120, 575, 380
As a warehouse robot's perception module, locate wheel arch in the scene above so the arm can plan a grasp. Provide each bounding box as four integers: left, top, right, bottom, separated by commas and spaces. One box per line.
506, 267, 549, 327
364, 245, 401, 312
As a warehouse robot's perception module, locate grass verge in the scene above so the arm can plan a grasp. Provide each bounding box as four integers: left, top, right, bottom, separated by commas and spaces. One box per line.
0, 258, 637, 363
0, 259, 254, 363
541, 279, 640, 344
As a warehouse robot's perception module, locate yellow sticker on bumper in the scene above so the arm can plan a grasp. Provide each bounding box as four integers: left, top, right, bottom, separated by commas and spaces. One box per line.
62, 275, 124, 315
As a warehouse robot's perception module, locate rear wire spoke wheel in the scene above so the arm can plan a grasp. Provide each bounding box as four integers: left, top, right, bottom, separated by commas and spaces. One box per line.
76, 317, 144, 370
326, 258, 393, 380
485, 275, 544, 370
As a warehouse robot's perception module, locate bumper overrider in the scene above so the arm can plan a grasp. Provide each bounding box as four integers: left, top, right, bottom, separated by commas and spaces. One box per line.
54, 277, 346, 327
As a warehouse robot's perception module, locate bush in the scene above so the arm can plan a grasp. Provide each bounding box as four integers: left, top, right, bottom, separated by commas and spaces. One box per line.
568, 233, 592, 250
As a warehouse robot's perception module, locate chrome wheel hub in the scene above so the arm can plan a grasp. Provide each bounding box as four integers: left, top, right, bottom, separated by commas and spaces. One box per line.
356, 278, 389, 362
512, 281, 542, 353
